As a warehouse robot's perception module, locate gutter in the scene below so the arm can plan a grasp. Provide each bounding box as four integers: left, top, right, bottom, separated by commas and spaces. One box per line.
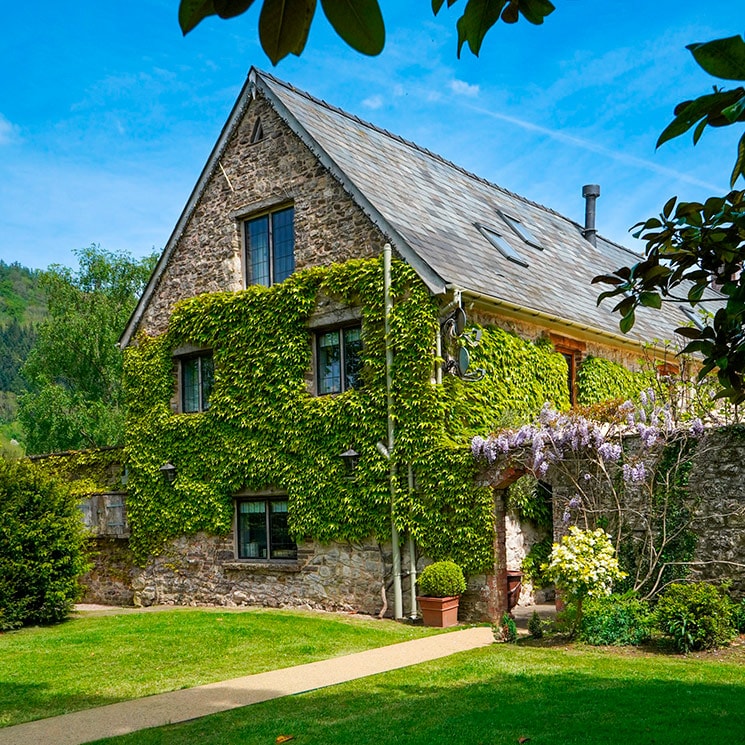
450, 285, 674, 358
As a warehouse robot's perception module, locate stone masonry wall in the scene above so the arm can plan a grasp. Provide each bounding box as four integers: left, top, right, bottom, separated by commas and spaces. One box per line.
137, 92, 387, 338
687, 426, 745, 596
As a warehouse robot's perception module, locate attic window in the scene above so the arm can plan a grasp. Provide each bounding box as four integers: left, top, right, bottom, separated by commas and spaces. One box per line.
250, 118, 264, 144
499, 212, 543, 249
476, 223, 528, 267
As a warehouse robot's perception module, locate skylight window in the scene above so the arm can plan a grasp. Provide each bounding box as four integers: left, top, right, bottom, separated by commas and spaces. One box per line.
499, 212, 543, 249
679, 305, 705, 330
476, 223, 528, 267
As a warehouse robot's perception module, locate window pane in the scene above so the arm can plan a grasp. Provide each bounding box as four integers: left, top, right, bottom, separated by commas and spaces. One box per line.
182, 358, 200, 413
200, 355, 214, 411
343, 327, 362, 390
247, 216, 270, 286
318, 330, 341, 394
270, 500, 296, 559
238, 501, 267, 559
272, 208, 295, 284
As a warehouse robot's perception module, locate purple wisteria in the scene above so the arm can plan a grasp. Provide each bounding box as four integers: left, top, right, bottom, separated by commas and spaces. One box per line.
471, 395, 707, 486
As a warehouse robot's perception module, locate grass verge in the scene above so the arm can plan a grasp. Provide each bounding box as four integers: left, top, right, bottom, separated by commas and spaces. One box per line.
92, 639, 745, 745
0, 607, 439, 727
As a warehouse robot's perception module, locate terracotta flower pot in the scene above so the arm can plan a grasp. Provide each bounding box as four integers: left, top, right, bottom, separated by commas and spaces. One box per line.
417, 595, 460, 627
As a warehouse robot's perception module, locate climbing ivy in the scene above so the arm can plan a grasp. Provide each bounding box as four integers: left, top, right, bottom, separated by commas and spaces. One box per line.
30, 447, 124, 498
121, 258, 588, 574
441, 328, 569, 440
576, 355, 651, 406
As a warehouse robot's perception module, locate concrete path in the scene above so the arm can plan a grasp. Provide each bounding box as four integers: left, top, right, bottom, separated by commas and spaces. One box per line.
0, 626, 494, 745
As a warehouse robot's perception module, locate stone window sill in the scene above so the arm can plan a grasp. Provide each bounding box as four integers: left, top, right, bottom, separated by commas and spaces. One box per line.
223, 561, 302, 574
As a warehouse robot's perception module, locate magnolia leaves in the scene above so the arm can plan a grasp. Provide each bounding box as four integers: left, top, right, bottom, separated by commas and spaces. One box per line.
179, 0, 385, 63
450, 0, 555, 58
594, 190, 745, 404
657, 35, 745, 187
178, 0, 554, 64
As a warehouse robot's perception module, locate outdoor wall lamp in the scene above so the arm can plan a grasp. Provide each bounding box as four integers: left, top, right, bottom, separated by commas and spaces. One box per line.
338, 448, 359, 476
159, 462, 177, 484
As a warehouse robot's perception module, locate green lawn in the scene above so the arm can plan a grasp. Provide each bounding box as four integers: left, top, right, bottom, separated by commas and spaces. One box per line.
0, 607, 439, 727
92, 640, 745, 745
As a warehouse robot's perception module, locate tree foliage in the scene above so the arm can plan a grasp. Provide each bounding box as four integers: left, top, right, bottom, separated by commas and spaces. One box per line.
178, 0, 555, 64
594, 35, 745, 404
19, 245, 156, 455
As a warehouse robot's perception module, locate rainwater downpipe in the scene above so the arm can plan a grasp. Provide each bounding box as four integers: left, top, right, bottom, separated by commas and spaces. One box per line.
384, 242, 404, 620
408, 465, 418, 619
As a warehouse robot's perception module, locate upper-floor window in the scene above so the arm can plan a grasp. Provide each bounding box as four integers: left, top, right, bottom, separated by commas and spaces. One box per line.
245, 206, 295, 286
181, 353, 214, 413
317, 325, 362, 395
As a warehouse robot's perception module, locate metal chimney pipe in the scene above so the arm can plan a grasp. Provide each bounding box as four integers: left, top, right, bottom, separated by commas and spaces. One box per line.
582, 184, 601, 246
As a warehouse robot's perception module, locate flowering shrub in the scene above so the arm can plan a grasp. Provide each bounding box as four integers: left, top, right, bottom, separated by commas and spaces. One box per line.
544, 526, 625, 602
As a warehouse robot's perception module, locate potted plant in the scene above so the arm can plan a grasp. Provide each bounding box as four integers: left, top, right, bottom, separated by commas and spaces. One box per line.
416, 560, 466, 627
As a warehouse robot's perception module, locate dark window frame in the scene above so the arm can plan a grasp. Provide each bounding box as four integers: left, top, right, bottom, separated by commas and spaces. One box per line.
315, 323, 363, 396
236, 496, 297, 561
179, 351, 214, 413
244, 205, 295, 287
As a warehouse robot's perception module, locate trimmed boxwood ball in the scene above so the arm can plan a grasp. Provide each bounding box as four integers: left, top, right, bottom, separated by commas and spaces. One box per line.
0, 459, 90, 629
417, 560, 466, 597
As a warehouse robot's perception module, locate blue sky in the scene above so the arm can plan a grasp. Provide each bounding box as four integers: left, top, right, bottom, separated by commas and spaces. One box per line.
0, 1, 740, 271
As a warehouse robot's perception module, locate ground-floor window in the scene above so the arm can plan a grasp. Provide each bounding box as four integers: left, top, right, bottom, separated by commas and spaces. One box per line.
237, 497, 297, 560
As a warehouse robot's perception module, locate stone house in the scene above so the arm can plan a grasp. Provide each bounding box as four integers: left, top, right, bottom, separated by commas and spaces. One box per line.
110, 68, 694, 621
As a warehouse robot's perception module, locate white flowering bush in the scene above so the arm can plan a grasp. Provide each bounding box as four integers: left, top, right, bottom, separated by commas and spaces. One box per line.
543, 526, 625, 634
544, 526, 625, 602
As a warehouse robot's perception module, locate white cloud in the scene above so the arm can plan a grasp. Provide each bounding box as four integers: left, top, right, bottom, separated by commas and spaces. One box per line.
0, 114, 18, 145
450, 79, 480, 98
362, 94, 383, 110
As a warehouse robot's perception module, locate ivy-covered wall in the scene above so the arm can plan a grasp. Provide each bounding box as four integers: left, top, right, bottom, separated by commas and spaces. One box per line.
576, 355, 651, 406
123, 258, 573, 576
30, 447, 124, 497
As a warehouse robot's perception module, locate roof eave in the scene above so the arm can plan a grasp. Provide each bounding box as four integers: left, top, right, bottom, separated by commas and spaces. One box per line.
457, 286, 679, 358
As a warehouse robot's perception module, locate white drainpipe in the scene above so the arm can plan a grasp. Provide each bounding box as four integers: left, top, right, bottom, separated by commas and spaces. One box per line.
408, 464, 418, 619
384, 243, 403, 619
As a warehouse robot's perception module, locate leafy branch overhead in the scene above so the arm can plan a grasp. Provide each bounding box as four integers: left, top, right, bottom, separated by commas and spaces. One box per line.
177, 0, 555, 64
657, 36, 745, 187
595, 35, 745, 404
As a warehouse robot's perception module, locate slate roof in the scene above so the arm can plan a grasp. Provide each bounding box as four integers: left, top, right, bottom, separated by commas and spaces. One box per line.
255, 70, 693, 349
121, 68, 700, 349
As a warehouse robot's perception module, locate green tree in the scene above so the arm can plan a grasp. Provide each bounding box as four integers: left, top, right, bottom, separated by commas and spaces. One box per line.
178, 0, 555, 64
19, 245, 156, 454
594, 35, 745, 404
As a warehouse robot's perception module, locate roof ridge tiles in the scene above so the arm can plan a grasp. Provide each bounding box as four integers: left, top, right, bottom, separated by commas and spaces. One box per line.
254, 68, 582, 229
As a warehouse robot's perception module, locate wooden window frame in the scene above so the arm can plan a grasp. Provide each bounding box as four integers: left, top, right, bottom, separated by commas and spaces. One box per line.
550, 334, 586, 407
